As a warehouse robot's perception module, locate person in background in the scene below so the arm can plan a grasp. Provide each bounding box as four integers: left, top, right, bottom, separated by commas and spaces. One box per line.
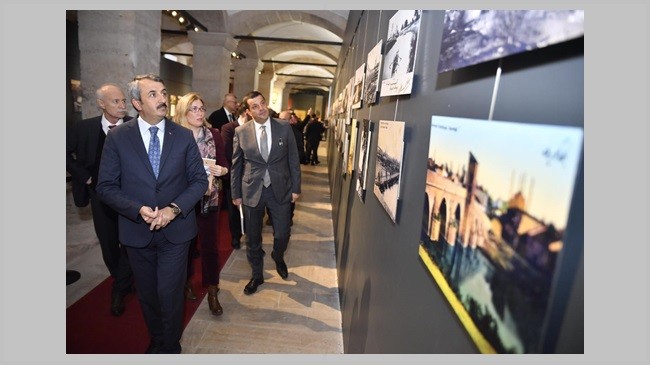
231, 91, 301, 295
220, 101, 251, 249
66, 83, 134, 316
304, 113, 325, 165
96, 73, 207, 354
207, 93, 237, 131
174, 92, 230, 316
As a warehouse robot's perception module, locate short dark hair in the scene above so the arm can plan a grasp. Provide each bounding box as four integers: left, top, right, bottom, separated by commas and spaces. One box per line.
241, 91, 265, 110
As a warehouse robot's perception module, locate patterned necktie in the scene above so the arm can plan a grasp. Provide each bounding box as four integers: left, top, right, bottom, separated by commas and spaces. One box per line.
148, 126, 161, 178
259, 125, 271, 187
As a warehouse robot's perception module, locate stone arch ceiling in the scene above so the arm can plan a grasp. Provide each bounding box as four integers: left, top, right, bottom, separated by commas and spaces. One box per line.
161, 10, 348, 85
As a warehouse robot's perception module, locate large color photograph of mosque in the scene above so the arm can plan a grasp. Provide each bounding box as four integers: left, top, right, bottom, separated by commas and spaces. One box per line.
419, 115, 583, 353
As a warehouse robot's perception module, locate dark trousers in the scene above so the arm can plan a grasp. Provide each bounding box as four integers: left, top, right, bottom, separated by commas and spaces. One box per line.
244, 185, 292, 279
187, 207, 221, 286
224, 183, 242, 242
89, 188, 133, 295
306, 140, 321, 163
126, 233, 190, 354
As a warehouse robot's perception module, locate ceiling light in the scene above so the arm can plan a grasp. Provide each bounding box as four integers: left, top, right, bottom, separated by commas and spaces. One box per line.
178, 16, 185, 23
171, 10, 177, 17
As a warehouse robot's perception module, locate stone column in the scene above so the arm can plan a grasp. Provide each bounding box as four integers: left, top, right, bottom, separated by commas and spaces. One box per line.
281, 86, 292, 111
233, 58, 263, 99
78, 10, 161, 119
188, 32, 238, 114
257, 64, 274, 101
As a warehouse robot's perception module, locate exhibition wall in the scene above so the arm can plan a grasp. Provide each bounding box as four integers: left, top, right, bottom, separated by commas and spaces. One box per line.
327, 10, 583, 354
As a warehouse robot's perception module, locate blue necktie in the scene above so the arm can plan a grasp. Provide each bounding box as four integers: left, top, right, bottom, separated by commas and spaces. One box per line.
148, 126, 161, 178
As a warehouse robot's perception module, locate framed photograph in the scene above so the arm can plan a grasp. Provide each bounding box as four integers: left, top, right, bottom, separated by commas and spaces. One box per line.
419, 115, 583, 353
352, 64, 365, 109
437, 10, 584, 73
356, 119, 374, 202
373, 120, 405, 223
347, 119, 359, 175
363, 40, 383, 105
380, 10, 422, 97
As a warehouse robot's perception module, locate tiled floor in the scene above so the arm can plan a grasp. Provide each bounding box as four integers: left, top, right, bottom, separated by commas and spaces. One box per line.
66, 146, 343, 354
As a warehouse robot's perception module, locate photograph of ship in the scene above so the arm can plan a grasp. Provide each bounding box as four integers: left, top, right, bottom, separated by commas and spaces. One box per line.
356, 120, 373, 202
363, 40, 383, 105
381, 10, 421, 96
419, 115, 583, 353
373, 120, 405, 223
352, 64, 365, 109
437, 10, 584, 73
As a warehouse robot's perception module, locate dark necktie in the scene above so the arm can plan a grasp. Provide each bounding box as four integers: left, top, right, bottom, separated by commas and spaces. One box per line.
108, 124, 116, 130
260, 125, 271, 187
148, 126, 161, 178
229, 113, 235, 122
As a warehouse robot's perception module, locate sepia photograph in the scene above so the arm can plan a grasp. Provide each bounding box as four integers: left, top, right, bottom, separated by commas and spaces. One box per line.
351, 64, 365, 109
419, 115, 583, 353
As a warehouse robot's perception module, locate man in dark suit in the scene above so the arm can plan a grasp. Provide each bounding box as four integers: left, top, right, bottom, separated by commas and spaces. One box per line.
207, 93, 237, 130
96, 74, 207, 354
231, 91, 301, 295
220, 102, 250, 249
66, 83, 134, 316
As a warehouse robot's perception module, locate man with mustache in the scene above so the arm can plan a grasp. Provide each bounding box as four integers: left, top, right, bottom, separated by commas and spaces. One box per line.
66, 83, 134, 316
97, 74, 208, 354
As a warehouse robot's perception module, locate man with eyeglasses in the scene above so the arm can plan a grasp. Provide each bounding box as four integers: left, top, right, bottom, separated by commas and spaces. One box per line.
96, 74, 207, 354
207, 93, 238, 131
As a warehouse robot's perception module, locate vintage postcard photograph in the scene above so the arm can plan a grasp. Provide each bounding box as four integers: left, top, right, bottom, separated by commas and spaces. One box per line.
380, 10, 421, 97
363, 40, 383, 105
373, 120, 405, 223
419, 115, 583, 353
356, 119, 374, 202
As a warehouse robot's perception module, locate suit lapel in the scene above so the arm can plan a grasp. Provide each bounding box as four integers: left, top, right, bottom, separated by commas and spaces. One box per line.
159, 118, 175, 174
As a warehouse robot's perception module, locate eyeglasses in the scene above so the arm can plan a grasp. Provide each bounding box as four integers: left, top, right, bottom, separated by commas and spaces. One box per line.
189, 106, 206, 113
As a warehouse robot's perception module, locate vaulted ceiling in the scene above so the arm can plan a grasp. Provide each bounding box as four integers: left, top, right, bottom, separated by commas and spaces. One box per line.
161, 10, 349, 94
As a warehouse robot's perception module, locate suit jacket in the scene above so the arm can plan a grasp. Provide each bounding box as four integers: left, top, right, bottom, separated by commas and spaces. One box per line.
207, 107, 231, 130
231, 118, 301, 207
66, 115, 133, 207
96, 118, 208, 247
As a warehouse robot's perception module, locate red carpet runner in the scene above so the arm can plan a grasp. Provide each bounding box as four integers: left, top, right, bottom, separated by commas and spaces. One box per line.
66, 209, 234, 354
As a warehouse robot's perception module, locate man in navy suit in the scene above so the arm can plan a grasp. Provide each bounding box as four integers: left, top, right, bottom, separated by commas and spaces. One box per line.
66, 83, 134, 316
231, 91, 301, 295
207, 93, 237, 130
96, 74, 207, 354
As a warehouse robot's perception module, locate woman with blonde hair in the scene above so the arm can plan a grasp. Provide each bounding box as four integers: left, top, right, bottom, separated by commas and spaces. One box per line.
174, 92, 229, 316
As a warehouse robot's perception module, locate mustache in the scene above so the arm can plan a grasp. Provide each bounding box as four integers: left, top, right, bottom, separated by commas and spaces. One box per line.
157, 103, 167, 109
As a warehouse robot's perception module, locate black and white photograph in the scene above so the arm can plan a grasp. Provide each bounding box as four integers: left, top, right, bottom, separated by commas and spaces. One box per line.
363, 40, 383, 105
356, 119, 374, 202
373, 120, 405, 223
437, 10, 585, 73
351, 64, 365, 109
380, 10, 421, 97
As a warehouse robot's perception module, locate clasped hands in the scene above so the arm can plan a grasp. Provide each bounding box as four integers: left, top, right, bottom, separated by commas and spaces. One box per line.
140, 206, 177, 231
